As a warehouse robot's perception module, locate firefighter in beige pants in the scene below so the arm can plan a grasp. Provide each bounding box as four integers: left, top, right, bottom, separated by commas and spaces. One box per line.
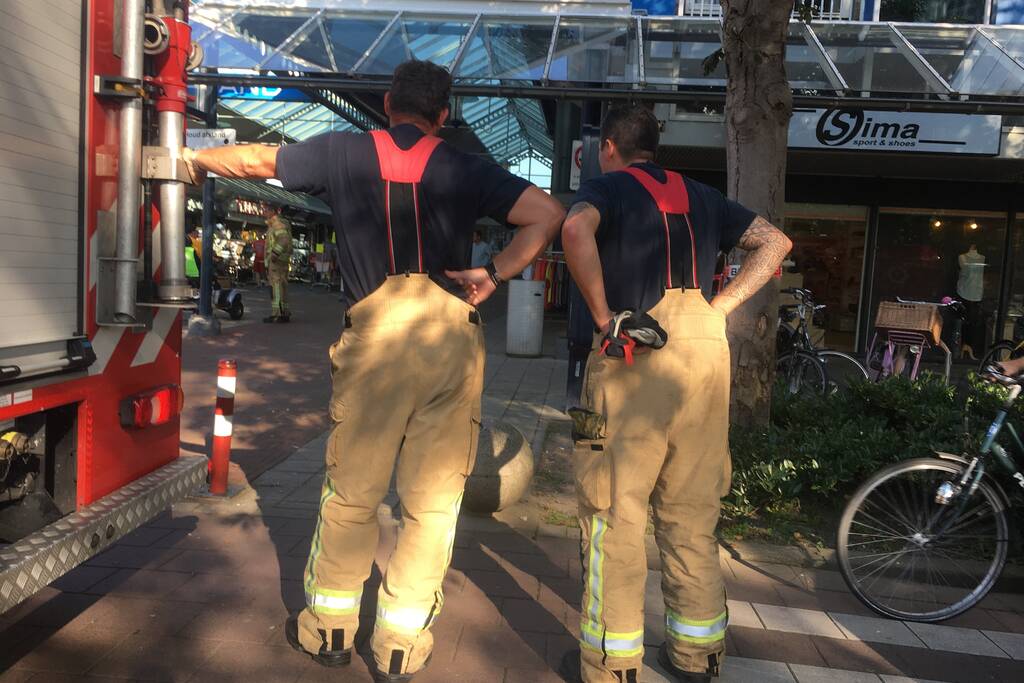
562, 105, 792, 683
183, 60, 564, 682
298, 274, 485, 674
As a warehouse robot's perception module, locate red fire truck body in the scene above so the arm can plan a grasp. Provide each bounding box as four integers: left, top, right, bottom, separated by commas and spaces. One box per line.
0, 0, 205, 612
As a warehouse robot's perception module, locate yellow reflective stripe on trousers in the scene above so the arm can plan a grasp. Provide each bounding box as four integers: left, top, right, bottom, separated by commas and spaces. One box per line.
584, 516, 608, 626
306, 587, 362, 615
580, 619, 644, 658
377, 604, 434, 635
665, 610, 728, 644
580, 517, 643, 658
376, 494, 462, 637
304, 476, 337, 595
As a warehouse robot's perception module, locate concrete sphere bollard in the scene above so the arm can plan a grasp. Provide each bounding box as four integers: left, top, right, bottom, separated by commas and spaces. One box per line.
463, 421, 534, 515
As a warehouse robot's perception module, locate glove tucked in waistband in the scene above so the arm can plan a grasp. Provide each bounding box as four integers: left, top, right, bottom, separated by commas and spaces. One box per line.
600, 310, 668, 365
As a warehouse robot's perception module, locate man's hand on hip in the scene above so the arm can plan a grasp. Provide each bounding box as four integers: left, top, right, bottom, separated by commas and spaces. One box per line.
445, 267, 497, 306
710, 294, 741, 318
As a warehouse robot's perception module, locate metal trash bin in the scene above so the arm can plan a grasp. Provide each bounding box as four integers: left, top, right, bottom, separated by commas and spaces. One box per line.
506, 278, 545, 357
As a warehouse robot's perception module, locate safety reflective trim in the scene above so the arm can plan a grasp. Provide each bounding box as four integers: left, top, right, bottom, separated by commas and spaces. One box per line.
304, 476, 337, 595
377, 604, 433, 635
665, 610, 728, 644
440, 492, 463, 584
216, 375, 236, 399
213, 413, 234, 437
584, 516, 608, 626
579, 620, 644, 658
306, 588, 362, 615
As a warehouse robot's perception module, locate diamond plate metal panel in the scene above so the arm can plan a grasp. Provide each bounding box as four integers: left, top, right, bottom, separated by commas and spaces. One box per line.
0, 456, 207, 613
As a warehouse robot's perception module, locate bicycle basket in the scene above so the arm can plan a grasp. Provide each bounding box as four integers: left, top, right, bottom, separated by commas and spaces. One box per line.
875, 301, 943, 345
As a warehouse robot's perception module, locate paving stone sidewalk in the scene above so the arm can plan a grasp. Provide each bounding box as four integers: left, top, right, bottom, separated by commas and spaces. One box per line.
5, 289, 1024, 681
4, 425, 1024, 682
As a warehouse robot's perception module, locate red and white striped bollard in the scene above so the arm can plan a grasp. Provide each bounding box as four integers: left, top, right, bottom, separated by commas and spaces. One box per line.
209, 358, 236, 495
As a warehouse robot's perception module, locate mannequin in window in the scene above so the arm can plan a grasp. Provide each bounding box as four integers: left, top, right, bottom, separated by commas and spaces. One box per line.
957, 245, 986, 359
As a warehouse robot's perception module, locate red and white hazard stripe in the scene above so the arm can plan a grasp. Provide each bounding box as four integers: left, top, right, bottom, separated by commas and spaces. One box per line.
209, 358, 236, 495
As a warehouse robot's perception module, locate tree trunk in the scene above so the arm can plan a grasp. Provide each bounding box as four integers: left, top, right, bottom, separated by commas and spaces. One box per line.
720, 0, 794, 426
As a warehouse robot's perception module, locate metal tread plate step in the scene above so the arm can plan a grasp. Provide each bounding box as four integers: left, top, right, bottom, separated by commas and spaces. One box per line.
0, 456, 207, 613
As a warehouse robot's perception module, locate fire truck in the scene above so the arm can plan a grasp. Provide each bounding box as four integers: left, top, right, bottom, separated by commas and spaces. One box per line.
0, 0, 207, 612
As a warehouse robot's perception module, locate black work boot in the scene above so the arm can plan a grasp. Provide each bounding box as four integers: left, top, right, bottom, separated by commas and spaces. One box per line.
263, 315, 279, 323
373, 650, 431, 682
657, 644, 714, 682
277, 313, 291, 323
285, 615, 351, 668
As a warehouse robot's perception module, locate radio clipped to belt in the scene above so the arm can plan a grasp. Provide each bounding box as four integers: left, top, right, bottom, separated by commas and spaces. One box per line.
599, 310, 668, 366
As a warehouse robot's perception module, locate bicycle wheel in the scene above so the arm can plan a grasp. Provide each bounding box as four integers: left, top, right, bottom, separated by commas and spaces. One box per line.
776, 351, 827, 396
818, 350, 869, 394
978, 341, 1023, 375
837, 457, 1009, 622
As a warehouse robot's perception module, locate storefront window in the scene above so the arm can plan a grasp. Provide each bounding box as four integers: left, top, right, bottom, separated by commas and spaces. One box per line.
872, 209, 1007, 360
783, 204, 869, 352
1004, 218, 1024, 345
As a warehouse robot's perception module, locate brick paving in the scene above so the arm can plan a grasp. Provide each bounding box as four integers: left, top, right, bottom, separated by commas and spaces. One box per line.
4, 288, 1024, 681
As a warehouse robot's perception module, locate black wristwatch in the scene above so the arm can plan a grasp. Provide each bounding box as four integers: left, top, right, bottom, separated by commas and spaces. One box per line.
485, 261, 504, 287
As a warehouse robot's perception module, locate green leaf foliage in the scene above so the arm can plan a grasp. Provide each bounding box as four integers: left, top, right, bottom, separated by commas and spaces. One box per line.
725, 373, 1022, 523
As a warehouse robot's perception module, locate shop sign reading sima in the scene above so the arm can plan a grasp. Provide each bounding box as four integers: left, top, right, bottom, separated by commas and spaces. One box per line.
790, 109, 1001, 155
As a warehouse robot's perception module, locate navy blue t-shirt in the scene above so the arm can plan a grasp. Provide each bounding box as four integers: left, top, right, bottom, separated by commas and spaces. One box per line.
573, 162, 755, 313
276, 124, 531, 307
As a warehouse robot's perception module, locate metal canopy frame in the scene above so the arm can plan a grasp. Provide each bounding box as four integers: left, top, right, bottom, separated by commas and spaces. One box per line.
799, 22, 849, 93
887, 22, 956, 96
190, 4, 1024, 101
188, 3, 1024, 164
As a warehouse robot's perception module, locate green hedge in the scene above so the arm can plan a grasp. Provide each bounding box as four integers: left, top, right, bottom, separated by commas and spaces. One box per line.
725, 373, 1023, 523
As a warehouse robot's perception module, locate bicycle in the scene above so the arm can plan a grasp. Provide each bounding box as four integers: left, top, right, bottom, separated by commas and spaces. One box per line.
776, 288, 868, 396
977, 316, 1024, 374
865, 297, 964, 383
836, 363, 1024, 622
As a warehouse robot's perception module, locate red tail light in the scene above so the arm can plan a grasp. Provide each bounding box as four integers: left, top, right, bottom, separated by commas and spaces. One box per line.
120, 385, 183, 429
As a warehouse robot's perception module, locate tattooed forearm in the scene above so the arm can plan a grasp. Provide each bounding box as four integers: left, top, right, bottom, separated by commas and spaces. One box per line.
566, 201, 597, 220
716, 216, 792, 308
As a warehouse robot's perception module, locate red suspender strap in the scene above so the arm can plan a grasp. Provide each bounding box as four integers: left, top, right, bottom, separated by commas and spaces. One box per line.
621, 167, 698, 289
370, 130, 443, 183
621, 167, 689, 213
370, 130, 443, 274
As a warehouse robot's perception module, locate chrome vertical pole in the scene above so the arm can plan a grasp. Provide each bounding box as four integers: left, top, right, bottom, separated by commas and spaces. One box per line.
114, 0, 145, 322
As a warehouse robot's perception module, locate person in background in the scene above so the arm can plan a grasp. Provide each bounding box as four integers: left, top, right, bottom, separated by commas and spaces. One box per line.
184, 234, 200, 286
264, 207, 294, 323
188, 227, 203, 270
470, 228, 494, 268
252, 234, 267, 287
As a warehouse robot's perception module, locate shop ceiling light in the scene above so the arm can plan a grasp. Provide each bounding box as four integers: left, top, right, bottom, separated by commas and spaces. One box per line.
970, 222, 979, 230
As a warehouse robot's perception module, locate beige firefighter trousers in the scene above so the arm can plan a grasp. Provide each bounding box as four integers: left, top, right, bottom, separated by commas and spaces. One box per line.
575, 289, 732, 682
267, 262, 289, 317
296, 274, 484, 677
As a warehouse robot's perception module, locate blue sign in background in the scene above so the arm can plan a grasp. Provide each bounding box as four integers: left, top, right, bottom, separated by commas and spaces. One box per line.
186, 84, 311, 102
631, 0, 679, 15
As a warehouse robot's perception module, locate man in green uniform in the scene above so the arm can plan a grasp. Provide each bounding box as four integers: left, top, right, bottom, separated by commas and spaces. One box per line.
265, 207, 293, 323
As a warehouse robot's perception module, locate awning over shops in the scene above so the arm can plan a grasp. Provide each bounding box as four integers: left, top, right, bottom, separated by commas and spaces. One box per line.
209, 178, 331, 216
191, 2, 1024, 103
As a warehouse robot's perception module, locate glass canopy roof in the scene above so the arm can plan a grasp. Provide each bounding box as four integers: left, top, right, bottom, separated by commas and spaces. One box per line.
190, 2, 1024, 166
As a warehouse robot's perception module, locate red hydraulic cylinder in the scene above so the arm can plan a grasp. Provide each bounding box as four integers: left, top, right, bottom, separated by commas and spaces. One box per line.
209, 359, 237, 495
150, 15, 191, 114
